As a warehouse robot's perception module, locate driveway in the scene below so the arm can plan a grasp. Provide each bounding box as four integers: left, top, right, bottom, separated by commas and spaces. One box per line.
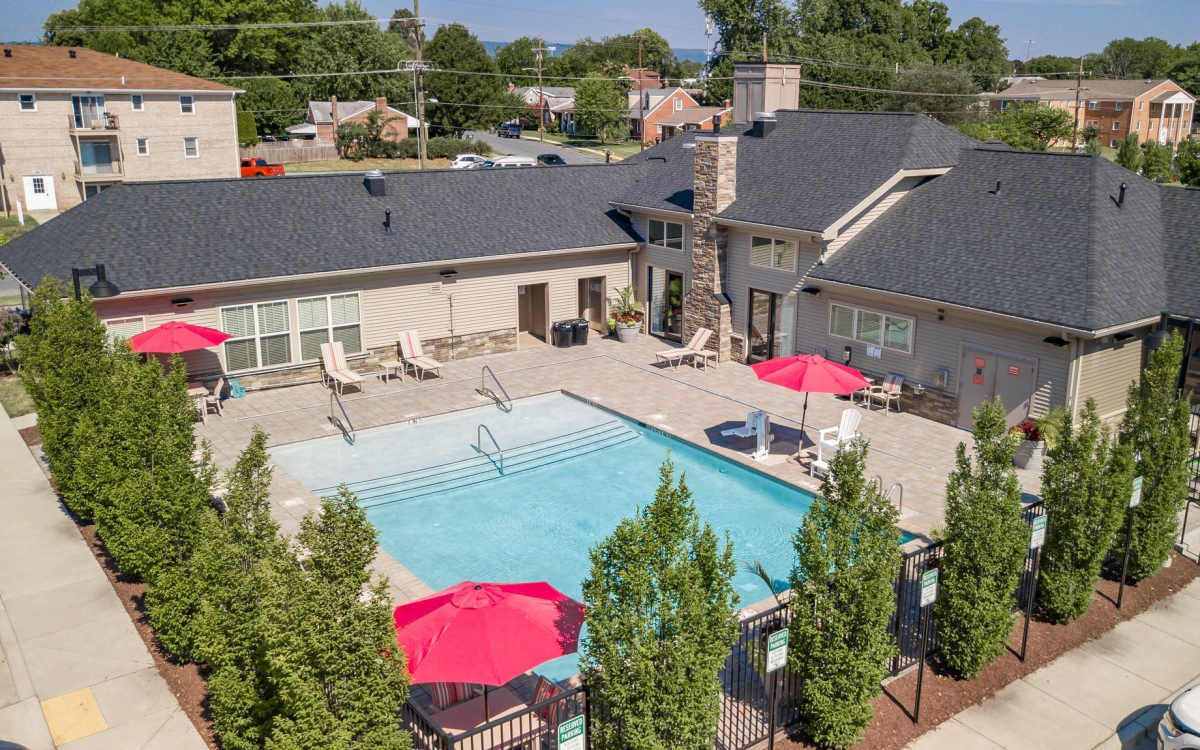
467, 130, 601, 164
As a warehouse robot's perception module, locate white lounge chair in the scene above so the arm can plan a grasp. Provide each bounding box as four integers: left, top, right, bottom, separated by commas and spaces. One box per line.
817, 408, 863, 463
722, 410, 763, 439
655, 327, 713, 371
320, 341, 364, 395
397, 330, 443, 381
869, 374, 904, 414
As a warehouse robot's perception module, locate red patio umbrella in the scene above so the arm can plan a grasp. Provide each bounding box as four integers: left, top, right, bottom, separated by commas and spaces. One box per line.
128, 321, 231, 354
394, 580, 585, 717
750, 354, 871, 440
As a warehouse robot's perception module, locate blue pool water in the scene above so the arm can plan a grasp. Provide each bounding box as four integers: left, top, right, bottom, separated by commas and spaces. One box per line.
272, 392, 820, 680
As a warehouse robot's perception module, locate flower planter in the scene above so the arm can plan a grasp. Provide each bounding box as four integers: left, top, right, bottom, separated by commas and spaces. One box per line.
615, 322, 640, 343
1013, 439, 1045, 471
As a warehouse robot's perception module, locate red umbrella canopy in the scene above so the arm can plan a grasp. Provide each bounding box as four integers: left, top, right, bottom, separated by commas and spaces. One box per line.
394, 581, 585, 686
750, 354, 869, 396
128, 321, 231, 354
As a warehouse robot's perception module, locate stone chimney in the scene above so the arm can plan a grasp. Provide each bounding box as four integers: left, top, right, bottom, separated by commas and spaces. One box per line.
375, 96, 387, 112
330, 95, 339, 140
683, 134, 737, 362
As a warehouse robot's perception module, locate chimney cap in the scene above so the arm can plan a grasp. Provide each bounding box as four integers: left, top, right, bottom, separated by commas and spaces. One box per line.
753, 111, 776, 120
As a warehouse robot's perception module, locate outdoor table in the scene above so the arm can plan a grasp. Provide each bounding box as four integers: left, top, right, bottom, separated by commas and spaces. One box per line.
432, 686, 544, 735
376, 359, 404, 384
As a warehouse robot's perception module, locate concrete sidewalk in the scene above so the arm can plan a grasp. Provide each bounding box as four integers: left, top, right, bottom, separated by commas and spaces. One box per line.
0, 405, 206, 750
909, 577, 1200, 750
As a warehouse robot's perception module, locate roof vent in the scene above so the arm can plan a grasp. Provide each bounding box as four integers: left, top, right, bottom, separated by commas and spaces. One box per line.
69, 49, 76, 58
990, 180, 1002, 195
363, 170, 386, 197
1118, 182, 1127, 207
751, 111, 777, 138
2, 49, 10, 58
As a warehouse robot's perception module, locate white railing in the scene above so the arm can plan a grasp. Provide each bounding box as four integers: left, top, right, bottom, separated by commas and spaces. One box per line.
476, 365, 512, 412
475, 423, 503, 474
329, 390, 356, 444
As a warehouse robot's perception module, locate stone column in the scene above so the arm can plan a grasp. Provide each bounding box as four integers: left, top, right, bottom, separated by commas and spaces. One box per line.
683, 134, 737, 362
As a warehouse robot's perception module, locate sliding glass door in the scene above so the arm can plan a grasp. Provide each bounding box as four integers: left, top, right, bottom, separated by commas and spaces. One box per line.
647, 266, 684, 340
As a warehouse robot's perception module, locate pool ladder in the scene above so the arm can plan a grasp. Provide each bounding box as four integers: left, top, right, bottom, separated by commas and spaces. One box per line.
475, 423, 503, 474
477, 365, 512, 412
868, 475, 904, 515
329, 390, 357, 444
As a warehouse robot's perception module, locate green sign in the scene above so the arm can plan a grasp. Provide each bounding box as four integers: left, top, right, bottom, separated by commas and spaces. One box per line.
766, 628, 789, 673
920, 568, 939, 608
1029, 515, 1047, 549
1130, 476, 1143, 508
557, 715, 585, 750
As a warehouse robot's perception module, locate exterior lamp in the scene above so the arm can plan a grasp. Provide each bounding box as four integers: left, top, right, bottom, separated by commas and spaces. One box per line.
842, 345, 852, 364
1145, 328, 1167, 351
71, 264, 119, 300
801, 286, 821, 295
1042, 335, 1068, 347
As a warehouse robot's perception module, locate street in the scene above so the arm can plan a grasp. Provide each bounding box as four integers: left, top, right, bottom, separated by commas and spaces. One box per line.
467, 130, 602, 164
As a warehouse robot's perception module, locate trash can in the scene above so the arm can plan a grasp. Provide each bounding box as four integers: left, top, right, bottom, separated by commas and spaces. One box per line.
552, 321, 573, 348
571, 318, 590, 346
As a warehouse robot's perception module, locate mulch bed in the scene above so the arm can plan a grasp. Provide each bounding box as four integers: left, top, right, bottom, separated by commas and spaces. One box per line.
779, 552, 1200, 750
18, 424, 40, 446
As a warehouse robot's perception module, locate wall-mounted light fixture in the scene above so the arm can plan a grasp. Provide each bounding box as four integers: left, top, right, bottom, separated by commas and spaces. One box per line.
1042, 335, 1068, 347
71, 264, 119, 300
936, 308, 945, 321
1145, 328, 1167, 351
1113, 331, 1135, 343
801, 286, 821, 295
170, 296, 195, 308
842, 345, 852, 365
704, 222, 720, 241
439, 269, 458, 278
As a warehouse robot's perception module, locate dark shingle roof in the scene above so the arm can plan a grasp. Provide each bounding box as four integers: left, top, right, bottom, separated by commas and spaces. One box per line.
617, 110, 978, 231
1161, 187, 1200, 320
0, 166, 639, 294
813, 149, 1174, 331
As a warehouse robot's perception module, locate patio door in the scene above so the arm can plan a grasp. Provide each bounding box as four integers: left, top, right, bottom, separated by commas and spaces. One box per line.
647, 266, 682, 340
577, 276, 606, 332
72, 95, 105, 128
747, 289, 797, 363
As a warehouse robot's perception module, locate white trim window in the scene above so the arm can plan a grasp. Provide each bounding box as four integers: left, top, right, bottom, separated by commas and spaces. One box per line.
297, 293, 362, 361
179, 95, 195, 114
750, 235, 796, 272
221, 301, 291, 371
18, 93, 36, 111
674, 97, 683, 111
136, 137, 149, 156
104, 316, 144, 341
1112, 121, 1121, 131
1087, 100, 1098, 110
183, 137, 199, 158
1114, 101, 1122, 112
648, 219, 684, 250
829, 303, 913, 354
131, 94, 144, 111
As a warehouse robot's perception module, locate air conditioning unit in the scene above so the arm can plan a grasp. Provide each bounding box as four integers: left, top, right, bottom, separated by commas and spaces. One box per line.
932, 367, 950, 389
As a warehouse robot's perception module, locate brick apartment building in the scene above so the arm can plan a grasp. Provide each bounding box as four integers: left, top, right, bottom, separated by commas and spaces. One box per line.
988, 78, 1195, 148
285, 97, 419, 143
0, 44, 241, 214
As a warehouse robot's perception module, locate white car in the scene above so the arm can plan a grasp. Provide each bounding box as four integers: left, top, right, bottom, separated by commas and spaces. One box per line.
450, 154, 487, 169
1159, 685, 1200, 749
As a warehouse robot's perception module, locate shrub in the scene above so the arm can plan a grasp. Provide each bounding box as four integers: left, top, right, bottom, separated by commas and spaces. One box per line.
581, 459, 739, 750
1038, 399, 1134, 622
935, 399, 1027, 678
1115, 133, 1142, 173
789, 440, 900, 749
425, 136, 491, 159
236, 109, 258, 147
1114, 331, 1192, 581
1009, 418, 1042, 443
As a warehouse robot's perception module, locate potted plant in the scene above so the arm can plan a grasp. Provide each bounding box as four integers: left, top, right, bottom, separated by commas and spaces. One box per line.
1009, 419, 1045, 471
611, 286, 644, 343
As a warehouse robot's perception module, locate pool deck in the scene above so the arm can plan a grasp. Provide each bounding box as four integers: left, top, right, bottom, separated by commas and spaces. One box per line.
196, 333, 1043, 610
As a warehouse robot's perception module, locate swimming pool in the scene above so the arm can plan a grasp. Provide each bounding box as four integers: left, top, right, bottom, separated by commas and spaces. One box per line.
272, 392, 818, 679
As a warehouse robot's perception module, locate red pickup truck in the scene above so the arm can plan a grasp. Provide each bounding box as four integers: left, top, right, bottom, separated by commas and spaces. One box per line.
240, 158, 285, 178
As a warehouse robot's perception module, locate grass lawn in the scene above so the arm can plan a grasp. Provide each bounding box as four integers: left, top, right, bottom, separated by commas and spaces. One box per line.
533, 133, 644, 161
287, 157, 452, 173
0, 376, 33, 418
0, 214, 39, 243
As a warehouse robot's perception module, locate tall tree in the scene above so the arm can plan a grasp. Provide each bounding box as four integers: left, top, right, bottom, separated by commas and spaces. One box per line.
954, 16, 1009, 92
290, 2, 411, 107
1141, 141, 1173, 182
698, 0, 799, 103
888, 66, 979, 124
495, 36, 540, 86
581, 459, 738, 750
424, 23, 521, 134
1101, 37, 1183, 79
574, 75, 629, 143
1166, 54, 1200, 97
992, 102, 1074, 150
789, 440, 900, 749
935, 399, 1027, 679
1116, 133, 1143, 173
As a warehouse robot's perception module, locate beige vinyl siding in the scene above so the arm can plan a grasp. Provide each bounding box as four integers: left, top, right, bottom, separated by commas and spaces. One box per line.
93, 249, 632, 376
825, 176, 923, 256
1076, 335, 1144, 419
725, 228, 821, 335
792, 286, 1072, 417
629, 211, 692, 307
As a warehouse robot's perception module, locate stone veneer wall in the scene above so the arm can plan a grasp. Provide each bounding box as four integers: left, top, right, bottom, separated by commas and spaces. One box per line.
683, 135, 738, 362
897, 384, 957, 427
729, 333, 746, 363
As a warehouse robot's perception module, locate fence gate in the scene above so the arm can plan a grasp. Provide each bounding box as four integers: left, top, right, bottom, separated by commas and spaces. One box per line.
717, 603, 800, 749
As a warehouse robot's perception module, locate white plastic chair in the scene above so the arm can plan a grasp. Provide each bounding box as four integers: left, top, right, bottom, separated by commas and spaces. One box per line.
722, 410, 762, 439
817, 408, 863, 463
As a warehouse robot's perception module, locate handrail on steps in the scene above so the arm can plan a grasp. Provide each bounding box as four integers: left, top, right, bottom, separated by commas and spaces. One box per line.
329, 390, 356, 444
886, 481, 903, 515
476, 423, 503, 474
477, 365, 513, 412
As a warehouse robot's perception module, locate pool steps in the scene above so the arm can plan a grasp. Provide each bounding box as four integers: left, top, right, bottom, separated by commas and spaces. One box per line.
321, 419, 639, 507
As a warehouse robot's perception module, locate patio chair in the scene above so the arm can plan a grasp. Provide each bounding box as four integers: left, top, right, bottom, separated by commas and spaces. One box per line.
398, 330, 443, 381
531, 675, 564, 731
817, 408, 862, 464
722, 410, 763, 439
655, 327, 713, 370
869, 374, 904, 414
202, 377, 224, 421
320, 341, 364, 395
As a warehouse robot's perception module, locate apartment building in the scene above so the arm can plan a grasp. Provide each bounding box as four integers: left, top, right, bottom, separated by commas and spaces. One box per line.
988, 78, 1195, 148
0, 45, 240, 213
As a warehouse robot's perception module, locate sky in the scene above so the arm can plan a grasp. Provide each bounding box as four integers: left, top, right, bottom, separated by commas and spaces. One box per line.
0, 0, 1196, 59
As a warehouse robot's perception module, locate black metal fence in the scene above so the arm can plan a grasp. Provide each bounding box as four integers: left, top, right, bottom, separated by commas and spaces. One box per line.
405, 685, 587, 750
716, 601, 800, 750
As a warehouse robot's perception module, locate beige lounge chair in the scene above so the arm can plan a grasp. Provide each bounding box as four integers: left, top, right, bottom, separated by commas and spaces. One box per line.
869, 374, 904, 414
655, 327, 713, 370
397, 330, 442, 381
320, 341, 364, 395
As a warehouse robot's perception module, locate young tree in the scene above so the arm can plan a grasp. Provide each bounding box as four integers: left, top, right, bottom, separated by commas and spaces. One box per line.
789, 440, 900, 749
575, 75, 628, 143
1176, 139, 1200, 187
1114, 331, 1192, 581
1038, 400, 1135, 623
1141, 141, 1173, 182
236, 109, 258, 147
935, 399, 1027, 679
1116, 133, 1143, 173
993, 103, 1075, 151
581, 459, 738, 750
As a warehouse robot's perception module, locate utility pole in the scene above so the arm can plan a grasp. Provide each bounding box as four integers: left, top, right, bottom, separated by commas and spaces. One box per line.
761, 31, 768, 63
1071, 55, 1085, 151
637, 33, 646, 152
413, 0, 428, 167
531, 37, 556, 143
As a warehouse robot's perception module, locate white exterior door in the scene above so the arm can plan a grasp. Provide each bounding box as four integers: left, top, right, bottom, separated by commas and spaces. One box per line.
22, 175, 56, 210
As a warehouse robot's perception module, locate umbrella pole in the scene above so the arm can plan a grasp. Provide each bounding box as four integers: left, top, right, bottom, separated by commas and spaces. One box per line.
484, 685, 489, 722
800, 392, 809, 450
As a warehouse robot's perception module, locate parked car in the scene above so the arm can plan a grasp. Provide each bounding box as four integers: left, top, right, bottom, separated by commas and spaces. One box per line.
491, 155, 536, 168
1159, 685, 1200, 749
497, 123, 522, 138
450, 154, 487, 169
471, 160, 496, 169
537, 153, 566, 166
240, 158, 285, 178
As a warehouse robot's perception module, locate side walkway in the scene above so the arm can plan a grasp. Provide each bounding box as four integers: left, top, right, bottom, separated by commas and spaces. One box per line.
0, 405, 206, 750
909, 577, 1200, 750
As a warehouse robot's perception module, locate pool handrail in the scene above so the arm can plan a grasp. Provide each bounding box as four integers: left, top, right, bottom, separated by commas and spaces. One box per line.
329, 389, 356, 444
477, 364, 513, 412
886, 481, 903, 514
476, 423, 503, 474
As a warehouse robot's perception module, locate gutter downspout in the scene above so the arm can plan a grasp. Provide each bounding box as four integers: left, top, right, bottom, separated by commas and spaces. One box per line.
1065, 336, 1084, 421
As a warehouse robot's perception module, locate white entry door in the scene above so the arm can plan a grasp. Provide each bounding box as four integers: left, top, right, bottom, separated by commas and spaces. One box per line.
22, 175, 56, 210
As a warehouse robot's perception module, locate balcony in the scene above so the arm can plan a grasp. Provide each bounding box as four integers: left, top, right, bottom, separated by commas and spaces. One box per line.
68, 112, 120, 134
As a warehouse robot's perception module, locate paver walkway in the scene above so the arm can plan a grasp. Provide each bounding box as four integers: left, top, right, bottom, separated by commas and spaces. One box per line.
908, 577, 1200, 750
0, 405, 206, 750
